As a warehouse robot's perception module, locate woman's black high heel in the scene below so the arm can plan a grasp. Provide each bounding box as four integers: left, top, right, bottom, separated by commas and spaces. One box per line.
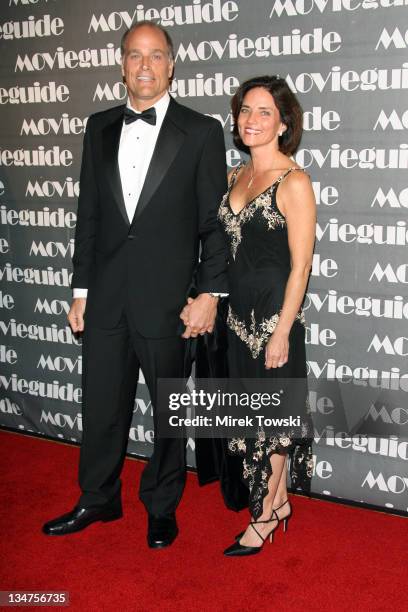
280, 499, 292, 533
234, 498, 292, 541
223, 510, 280, 556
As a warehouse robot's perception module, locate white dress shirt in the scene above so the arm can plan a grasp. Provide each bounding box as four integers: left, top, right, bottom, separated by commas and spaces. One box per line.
119, 92, 170, 224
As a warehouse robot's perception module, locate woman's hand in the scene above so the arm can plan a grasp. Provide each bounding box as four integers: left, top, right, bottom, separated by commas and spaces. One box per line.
265, 331, 289, 369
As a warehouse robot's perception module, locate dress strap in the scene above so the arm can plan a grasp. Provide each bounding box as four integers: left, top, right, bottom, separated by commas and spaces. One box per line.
270, 167, 306, 214
273, 166, 305, 190
228, 162, 244, 190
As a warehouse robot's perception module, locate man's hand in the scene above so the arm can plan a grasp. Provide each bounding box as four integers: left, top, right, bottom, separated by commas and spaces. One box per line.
68, 298, 87, 333
180, 294, 218, 338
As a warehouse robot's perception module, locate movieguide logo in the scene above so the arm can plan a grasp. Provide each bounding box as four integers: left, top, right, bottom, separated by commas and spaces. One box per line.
156, 377, 407, 440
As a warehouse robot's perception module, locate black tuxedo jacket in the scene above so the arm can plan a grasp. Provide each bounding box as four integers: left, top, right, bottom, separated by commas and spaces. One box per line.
72, 97, 228, 337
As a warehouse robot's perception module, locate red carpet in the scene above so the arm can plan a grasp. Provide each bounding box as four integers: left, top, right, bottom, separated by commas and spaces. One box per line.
0, 430, 406, 612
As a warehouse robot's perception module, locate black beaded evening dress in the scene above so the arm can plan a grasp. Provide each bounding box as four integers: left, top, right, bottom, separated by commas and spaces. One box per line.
218, 163, 314, 520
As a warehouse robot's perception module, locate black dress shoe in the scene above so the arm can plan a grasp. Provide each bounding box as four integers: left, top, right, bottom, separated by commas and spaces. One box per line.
147, 513, 178, 549
42, 501, 123, 536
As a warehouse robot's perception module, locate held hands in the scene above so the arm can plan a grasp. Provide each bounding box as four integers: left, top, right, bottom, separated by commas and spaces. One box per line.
67, 298, 87, 333
180, 294, 218, 339
264, 330, 289, 369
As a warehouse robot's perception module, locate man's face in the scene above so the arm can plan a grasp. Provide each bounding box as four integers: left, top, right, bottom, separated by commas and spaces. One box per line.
121, 25, 174, 110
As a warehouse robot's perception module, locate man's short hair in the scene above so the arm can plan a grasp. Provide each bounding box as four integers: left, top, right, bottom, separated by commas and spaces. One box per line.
120, 21, 175, 60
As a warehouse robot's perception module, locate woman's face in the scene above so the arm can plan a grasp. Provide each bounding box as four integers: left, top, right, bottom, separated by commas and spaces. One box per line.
237, 86, 286, 150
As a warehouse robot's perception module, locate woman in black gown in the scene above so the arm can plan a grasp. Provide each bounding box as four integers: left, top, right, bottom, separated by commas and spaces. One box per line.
219, 76, 316, 556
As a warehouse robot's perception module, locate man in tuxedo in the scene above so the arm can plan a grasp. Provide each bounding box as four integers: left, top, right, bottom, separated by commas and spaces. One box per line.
42, 21, 228, 548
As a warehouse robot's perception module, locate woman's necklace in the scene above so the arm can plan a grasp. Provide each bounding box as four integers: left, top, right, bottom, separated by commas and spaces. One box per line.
247, 163, 255, 189
247, 161, 289, 189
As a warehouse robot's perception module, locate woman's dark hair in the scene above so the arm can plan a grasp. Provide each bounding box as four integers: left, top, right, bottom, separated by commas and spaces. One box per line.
231, 75, 303, 155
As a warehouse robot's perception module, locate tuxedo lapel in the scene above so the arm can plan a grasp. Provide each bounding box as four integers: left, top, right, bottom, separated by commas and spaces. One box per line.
131, 100, 186, 224
102, 109, 129, 226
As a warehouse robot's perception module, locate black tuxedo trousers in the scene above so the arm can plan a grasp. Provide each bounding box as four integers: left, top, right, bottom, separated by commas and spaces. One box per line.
78, 310, 187, 516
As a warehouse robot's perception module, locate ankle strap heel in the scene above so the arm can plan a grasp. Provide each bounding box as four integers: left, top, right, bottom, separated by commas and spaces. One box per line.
273, 499, 292, 534
249, 509, 280, 545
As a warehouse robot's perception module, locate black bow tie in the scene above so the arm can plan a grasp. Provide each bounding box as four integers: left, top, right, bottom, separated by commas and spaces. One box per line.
124, 106, 156, 126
